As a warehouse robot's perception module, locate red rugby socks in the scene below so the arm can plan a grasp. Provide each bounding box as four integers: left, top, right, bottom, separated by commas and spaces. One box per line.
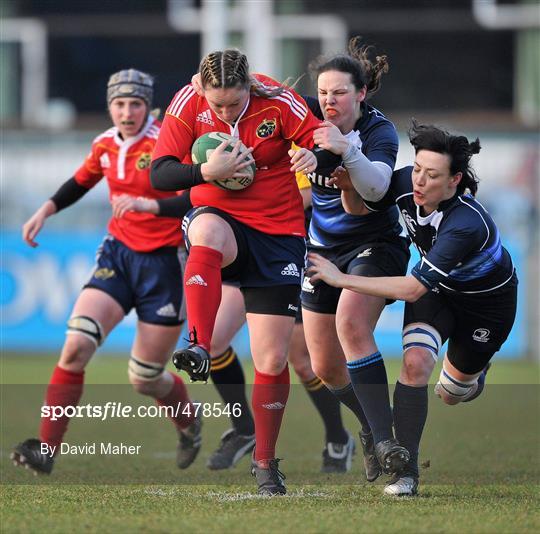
40, 365, 85, 451
252, 365, 290, 462
184, 245, 223, 350
156, 372, 195, 429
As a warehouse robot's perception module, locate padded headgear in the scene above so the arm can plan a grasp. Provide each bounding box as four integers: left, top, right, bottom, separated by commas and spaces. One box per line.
107, 69, 153, 106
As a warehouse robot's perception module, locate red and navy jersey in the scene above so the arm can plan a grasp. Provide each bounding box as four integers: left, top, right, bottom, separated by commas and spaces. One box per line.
152, 74, 322, 237
366, 166, 515, 294
74, 117, 183, 252
303, 96, 401, 247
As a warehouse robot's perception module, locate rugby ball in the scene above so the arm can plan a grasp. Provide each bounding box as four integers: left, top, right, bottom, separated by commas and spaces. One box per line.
191, 131, 255, 190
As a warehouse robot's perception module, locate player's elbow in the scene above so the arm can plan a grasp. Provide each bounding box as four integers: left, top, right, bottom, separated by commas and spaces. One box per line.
403, 282, 427, 303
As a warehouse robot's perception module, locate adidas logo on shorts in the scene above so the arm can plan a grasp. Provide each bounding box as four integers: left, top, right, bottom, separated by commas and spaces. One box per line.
356, 247, 372, 258
196, 109, 214, 126
281, 263, 300, 277
302, 276, 315, 293
156, 303, 177, 317
186, 274, 207, 286
262, 402, 285, 410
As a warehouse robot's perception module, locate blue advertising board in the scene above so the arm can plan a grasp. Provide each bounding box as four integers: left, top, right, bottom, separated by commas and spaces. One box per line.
0, 230, 526, 358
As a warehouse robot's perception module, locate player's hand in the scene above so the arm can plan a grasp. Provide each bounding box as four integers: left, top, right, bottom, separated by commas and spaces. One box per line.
313, 121, 349, 156
202, 140, 254, 182
307, 253, 345, 288
191, 73, 203, 96
289, 147, 317, 174
327, 166, 354, 190
22, 201, 56, 248
111, 194, 158, 218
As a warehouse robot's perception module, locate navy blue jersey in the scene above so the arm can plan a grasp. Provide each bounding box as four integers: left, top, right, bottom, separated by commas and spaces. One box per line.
366, 166, 515, 294
304, 96, 401, 247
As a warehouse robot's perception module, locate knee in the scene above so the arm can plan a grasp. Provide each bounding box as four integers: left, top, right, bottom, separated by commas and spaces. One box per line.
401, 349, 434, 386
188, 218, 227, 250
336, 315, 371, 346
290, 358, 314, 382
255, 351, 288, 375
59, 335, 95, 372
434, 368, 477, 405
288, 344, 313, 381
310, 358, 342, 384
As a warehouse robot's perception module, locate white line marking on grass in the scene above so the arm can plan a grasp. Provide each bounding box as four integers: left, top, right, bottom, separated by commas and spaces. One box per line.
206, 488, 332, 501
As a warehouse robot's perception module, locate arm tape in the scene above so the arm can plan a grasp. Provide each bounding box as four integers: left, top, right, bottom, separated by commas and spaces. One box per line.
156, 190, 193, 218
342, 143, 392, 202
150, 156, 204, 191
50, 177, 90, 212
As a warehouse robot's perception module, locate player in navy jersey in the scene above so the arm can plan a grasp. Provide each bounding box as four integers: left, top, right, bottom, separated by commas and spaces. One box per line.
308, 121, 518, 496
301, 37, 411, 481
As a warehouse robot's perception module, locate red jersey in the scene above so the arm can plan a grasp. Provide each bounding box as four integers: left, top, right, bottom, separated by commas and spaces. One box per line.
74, 117, 183, 252
152, 74, 322, 236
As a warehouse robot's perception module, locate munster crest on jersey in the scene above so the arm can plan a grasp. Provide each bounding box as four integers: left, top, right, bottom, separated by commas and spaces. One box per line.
94, 268, 115, 280
136, 153, 151, 170
256, 119, 276, 138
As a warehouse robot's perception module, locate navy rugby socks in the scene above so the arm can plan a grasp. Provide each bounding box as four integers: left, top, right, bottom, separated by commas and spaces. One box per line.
330, 382, 371, 434
392, 381, 428, 478
303, 377, 349, 444
346, 352, 394, 444
210, 346, 255, 436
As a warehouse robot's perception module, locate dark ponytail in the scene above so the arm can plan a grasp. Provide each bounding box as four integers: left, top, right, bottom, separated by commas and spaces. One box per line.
309, 36, 389, 98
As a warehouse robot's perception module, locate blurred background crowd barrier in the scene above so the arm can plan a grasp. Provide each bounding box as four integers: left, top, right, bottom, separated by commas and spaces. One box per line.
1, 0, 538, 360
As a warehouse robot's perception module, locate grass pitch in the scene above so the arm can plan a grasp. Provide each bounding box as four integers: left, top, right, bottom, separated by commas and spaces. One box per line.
1, 354, 539, 533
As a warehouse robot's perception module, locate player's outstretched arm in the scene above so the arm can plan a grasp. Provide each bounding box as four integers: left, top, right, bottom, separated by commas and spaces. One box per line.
22, 176, 90, 247
307, 252, 427, 303
112, 194, 159, 218
22, 200, 57, 248
111, 191, 192, 219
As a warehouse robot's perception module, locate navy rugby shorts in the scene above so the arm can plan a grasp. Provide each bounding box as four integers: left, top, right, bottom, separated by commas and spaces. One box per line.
84, 236, 185, 326
403, 272, 518, 374
183, 206, 305, 317
302, 235, 410, 314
